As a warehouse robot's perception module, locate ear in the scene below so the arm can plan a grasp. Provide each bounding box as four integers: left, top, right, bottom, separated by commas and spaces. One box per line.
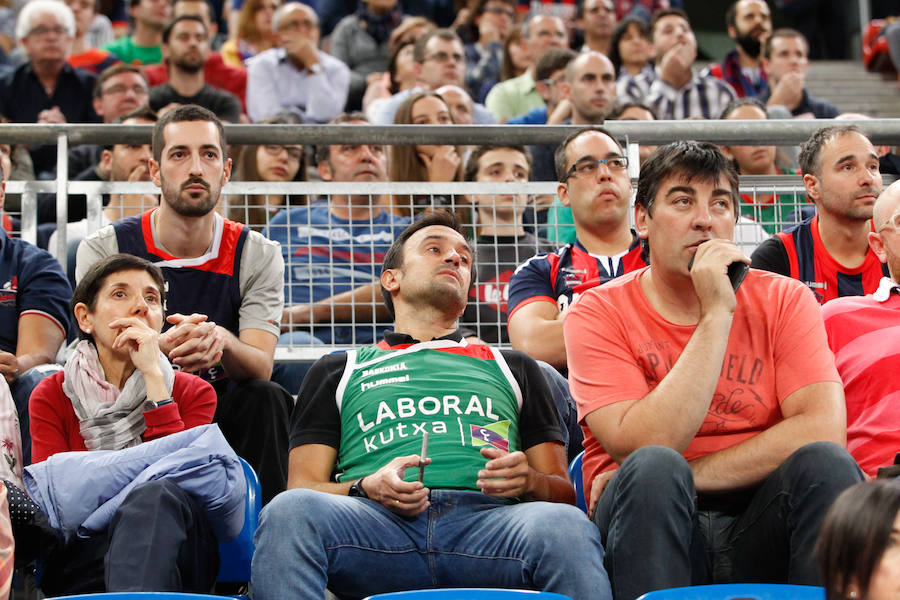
73, 302, 93, 336
557, 182, 571, 207
381, 265, 401, 298
721, 145, 734, 160
803, 172, 820, 203
100, 149, 113, 172
560, 81, 572, 100
222, 156, 232, 185
413, 61, 423, 81
727, 25, 736, 39
149, 157, 162, 187
92, 96, 104, 118
634, 202, 650, 240
869, 230, 888, 263
317, 159, 333, 181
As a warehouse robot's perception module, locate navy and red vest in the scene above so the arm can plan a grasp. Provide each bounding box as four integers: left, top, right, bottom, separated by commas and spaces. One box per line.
774, 215, 886, 304
114, 210, 248, 383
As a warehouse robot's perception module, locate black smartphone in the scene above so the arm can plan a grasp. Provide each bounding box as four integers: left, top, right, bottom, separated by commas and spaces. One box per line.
687, 257, 749, 292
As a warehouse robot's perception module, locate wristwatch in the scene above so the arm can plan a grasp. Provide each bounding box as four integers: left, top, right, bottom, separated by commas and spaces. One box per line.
143, 397, 175, 411
348, 477, 369, 498
308, 62, 322, 75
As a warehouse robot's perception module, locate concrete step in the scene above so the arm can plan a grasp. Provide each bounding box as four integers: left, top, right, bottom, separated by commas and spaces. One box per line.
805, 60, 900, 117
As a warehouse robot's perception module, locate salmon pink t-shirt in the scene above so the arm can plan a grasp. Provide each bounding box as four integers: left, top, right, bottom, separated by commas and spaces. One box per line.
565, 267, 840, 501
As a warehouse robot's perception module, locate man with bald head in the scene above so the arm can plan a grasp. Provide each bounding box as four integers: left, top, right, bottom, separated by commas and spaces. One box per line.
246, 2, 349, 122
823, 180, 900, 479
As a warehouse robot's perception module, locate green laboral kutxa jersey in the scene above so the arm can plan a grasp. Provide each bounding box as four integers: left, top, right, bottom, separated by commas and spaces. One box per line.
334, 340, 523, 491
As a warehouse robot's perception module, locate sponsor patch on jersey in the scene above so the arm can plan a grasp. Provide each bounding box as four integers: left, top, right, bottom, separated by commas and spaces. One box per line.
470, 420, 510, 452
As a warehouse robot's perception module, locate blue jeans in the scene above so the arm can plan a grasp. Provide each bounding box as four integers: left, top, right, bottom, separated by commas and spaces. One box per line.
252, 489, 611, 600
592, 443, 863, 600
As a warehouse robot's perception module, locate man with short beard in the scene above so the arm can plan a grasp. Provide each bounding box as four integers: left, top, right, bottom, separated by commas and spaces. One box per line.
149, 15, 242, 122
752, 125, 888, 303
707, 0, 772, 98
76, 105, 292, 504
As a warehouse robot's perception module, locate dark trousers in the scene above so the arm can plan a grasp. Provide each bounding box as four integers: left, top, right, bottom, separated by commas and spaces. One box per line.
41, 479, 219, 595
592, 443, 863, 600
213, 378, 292, 504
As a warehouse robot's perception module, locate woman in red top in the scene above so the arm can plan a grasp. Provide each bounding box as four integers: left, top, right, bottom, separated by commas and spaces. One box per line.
23, 254, 219, 595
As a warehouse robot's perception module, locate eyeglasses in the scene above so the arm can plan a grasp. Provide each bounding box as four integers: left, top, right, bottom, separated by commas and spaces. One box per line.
28, 25, 69, 37
102, 84, 149, 96
263, 144, 303, 162
538, 77, 565, 87
484, 6, 515, 18
279, 18, 317, 32
877, 211, 900, 233
424, 51, 464, 64
563, 156, 629, 181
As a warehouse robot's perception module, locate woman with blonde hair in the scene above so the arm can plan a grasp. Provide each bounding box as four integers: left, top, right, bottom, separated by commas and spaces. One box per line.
221, 0, 280, 67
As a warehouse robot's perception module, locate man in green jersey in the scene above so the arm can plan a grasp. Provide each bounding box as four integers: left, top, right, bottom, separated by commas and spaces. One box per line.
251, 211, 611, 600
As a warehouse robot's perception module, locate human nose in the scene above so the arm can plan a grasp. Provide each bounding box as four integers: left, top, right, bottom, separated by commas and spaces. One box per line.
132, 295, 149, 314
691, 203, 714, 229
188, 152, 203, 175
443, 248, 461, 267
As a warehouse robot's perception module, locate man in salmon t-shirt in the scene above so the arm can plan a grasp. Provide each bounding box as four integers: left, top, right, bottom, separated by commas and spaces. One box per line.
564, 140, 862, 600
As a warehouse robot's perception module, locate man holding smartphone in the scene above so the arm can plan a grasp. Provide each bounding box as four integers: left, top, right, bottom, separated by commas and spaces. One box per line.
564, 141, 861, 599
252, 212, 611, 600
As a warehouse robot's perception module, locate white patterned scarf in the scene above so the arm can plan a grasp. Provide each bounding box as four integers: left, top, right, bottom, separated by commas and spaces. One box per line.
62, 340, 175, 451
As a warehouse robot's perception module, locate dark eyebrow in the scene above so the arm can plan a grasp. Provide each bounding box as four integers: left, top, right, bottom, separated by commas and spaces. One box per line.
665, 186, 696, 197
421, 234, 472, 256
574, 152, 623, 163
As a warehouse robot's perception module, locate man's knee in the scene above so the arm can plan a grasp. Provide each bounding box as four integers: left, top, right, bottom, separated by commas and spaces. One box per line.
618, 445, 695, 496
220, 378, 293, 420
781, 441, 862, 489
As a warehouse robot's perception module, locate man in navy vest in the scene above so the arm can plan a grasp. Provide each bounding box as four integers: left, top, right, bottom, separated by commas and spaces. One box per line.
76, 104, 291, 503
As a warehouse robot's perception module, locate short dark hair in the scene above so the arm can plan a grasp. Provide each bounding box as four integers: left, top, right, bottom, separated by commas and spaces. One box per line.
380, 211, 476, 318
649, 8, 690, 42
799, 125, 865, 177
719, 96, 767, 120
413, 28, 460, 63
725, 1, 739, 30
163, 14, 207, 44
763, 27, 807, 59
534, 47, 576, 82
608, 17, 650, 74
635, 140, 740, 219
463, 145, 532, 183
607, 101, 658, 121
816, 481, 900, 600
173, 0, 214, 22
93, 63, 146, 98
474, 0, 515, 17
103, 106, 159, 151
72, 254, 167, 342
313, 112, 369, 165
554, 127, 623, 183
152, 104, 225, 163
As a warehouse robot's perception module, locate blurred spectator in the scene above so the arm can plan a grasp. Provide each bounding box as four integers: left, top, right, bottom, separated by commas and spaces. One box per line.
816, 482, 900, 600
246, 2, 349, 122
369, 28, 496, 125
0, 0, 99, 179
221, 0, 279, 67
331, 0, 402, 111
436, 83, 475, 125
387, 14, 434, 52
508, 47, 574, 125
0, 134, 36, 223
461, 145, 555, 344
720, 98, 804, 234
707, 0, 772, 98
361, 38, 416, 111
463, 0, 515, 103
499, 22, 528, 81
485, 14, 567, 122
174, 0, 225, 48
577, 0, 615, 55
607, 100, 656, 163
319, 0, 452, 37
762, 28, 840, 119
774, 0, 851, 60
103, 0, 173, 65
388, 91, 462, 216
149, 15, 242, 121
65, 0, 119, 74
613, 0, 672, 21
608, 16, 653, 82
144, 0, 248, 110
229, 115, 306, 229
617, 9, 736, 119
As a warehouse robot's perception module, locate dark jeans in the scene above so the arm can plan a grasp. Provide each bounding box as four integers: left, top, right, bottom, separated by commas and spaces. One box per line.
11, 364, 62, 465
592, 443, 863, 600
40, 479, 219, 595
213, 377, 292, 504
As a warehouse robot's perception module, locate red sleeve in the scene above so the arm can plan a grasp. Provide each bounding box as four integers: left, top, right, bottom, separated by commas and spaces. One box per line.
141, 372, 217, 441
29, 371, 83, 463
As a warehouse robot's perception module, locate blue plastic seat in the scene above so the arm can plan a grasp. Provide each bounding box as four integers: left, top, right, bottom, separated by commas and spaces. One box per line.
636, 583, 826, 600
567, 451, 587, 513
363, 589, 573, 599
217, 457, 261, 584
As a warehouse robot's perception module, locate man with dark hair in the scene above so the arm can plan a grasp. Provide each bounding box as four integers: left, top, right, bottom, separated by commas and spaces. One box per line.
370, 28, 497, 125
268, 112, 410, 348
507, 47, 576, 126
104, 0, 173, 65
76, 104, 292, 503
751, 125, 887, 303
508, 128, 645, 371
149, 15, 242, 122
577, 0, 616, 55
761, 28, 840, 119
485, 14, 568, 122
565, 139, 862, 599
706, 0, 772, 98
246, 2, 349, 123
617, 8, 736, 119
464, 0, 515, 102
251, 211, 613, 600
